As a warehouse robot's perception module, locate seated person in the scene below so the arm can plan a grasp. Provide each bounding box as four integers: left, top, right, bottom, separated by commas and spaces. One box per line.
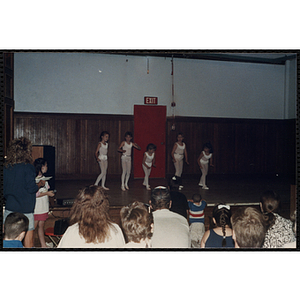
57, 186, 125, 248
168, 178, 189, 219
120, 201, 153, 248
260, 190, 295, 248
3, 212, 29, 248
201, 203, 235, 248
282, 210, 296, 248
231, 206, 266, 248
188, 193, 207, 248
149, 186, 190, 248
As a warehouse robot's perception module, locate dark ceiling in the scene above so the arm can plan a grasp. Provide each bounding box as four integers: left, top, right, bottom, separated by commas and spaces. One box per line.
95, 50, 297, 65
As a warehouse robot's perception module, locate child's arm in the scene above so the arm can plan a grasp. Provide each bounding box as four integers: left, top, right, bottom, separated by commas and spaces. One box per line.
117, 141, 126, 153
210, 154, 214, 167
132, 142, 141, 150
152, 153, 156, 168
171, 143, 178, 162
197, 152, 204, 168
200, 230, 210, 248
142, 153, 151, 169
184, 146, 189, 164
95, 143, 101, 161
37, 190, 55, 198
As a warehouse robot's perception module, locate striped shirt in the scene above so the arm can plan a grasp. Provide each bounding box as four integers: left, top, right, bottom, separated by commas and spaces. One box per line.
188, 200, 207, 224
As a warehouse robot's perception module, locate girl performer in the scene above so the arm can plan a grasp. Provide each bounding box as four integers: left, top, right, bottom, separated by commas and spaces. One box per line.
197, 142, 213, 190
118, 131, 141, 191
142, 143, 156, 190
94, 131, 110, 190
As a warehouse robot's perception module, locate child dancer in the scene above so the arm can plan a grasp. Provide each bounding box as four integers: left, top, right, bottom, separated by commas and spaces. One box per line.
171, 132, 189, 189
118, 131, 141, 191
188, 193, 207, 248
142, 143, 156, 190
34, 158, 55, 248
94, 131, 110, 190
197, 142, 214, 190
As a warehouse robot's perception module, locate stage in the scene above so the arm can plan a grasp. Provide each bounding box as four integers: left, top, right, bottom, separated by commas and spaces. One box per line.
53, 174, 294, 212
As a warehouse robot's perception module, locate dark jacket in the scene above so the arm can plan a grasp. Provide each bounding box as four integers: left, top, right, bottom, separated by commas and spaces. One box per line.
4, 163, 38, 213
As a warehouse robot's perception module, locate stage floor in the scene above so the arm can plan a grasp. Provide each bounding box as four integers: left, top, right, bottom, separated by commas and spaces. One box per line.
54, 174, 295, 212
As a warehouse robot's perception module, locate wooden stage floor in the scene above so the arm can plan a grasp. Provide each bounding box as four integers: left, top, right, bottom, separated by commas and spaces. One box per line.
54, 174, 294, 211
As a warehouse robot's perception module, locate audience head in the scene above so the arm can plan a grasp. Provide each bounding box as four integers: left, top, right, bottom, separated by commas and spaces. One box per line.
211, 203, 232, 247
150, 186, 171, 211
120, 201, 153, 245
259, 190, 280, 229
4, 212, 29, 241
69, 185, 112, 244
192, 193, 202, 203
4, 137, 33, 167
231, 207, 266, 248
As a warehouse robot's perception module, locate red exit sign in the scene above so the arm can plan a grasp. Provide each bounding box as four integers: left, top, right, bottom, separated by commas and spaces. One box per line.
144, 96, 158, 105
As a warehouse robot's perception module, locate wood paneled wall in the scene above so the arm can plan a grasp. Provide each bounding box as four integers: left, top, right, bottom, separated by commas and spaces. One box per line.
14, 112, 296, 179
166, 116, 296, 177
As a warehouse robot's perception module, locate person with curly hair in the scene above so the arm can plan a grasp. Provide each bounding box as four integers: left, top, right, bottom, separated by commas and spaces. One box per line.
260, 190, 295, 248
200, 203, 235, 248
4, 137, 45, 248
57, 186, 125, 248
120, 201, 153, 248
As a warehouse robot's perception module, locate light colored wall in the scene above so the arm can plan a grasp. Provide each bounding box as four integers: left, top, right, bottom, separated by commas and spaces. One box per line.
14, 52, 295, 119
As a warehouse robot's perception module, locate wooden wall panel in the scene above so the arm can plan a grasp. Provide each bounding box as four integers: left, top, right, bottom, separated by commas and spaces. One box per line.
14, 112, 296, 179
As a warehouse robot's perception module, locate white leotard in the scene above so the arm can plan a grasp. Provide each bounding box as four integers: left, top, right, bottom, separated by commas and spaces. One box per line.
144, 152, 155, 167
174, 142, 185, 160
122, 142, 132, 157
98, 142, 108, 160
200, 151, 212, 164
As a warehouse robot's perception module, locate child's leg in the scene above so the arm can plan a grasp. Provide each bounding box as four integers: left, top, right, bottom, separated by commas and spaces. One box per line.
37, 220, 47, 248
199, 164, 208, 186
100, 160, 108, 187
142, 165, 151, 188
174, 158, 183, 177
124, 158, 131, 188
95, 161, 104, 185
24, 230, 34, 248
121, 158, 126, 187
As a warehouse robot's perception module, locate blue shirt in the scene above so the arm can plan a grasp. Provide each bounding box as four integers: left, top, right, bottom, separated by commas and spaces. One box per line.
188, 200, 207, 223
3, 240, 24, 248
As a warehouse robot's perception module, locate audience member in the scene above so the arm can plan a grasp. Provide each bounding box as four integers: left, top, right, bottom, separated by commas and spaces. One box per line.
260, 191, 295, 248
3, 137, 45, 248
188, 193, 207, 248
120, 201, 153, 248
168, 178, 189, 219
201, 203, 234, 248
3, 212, 29, 248
231, 206, 266, 248
281, 210, 297, 248
57, 186, 125, 248
150, 186, 190, 248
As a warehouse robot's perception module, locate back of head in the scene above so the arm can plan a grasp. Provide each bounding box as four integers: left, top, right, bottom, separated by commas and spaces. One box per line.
150, 187, 171, 211
192, 193, 202, 203
231, 207, 266, 248
34, 157, 47, 176
120, 201, 153, 243
70, 185, 111, 244
260, 190, 279, 229
4, 212, 29, 240
212, 203, 232, 247
4, 137, 33, 167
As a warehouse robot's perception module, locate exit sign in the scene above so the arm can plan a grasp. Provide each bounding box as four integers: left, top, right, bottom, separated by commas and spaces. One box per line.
144, 96, 158, 105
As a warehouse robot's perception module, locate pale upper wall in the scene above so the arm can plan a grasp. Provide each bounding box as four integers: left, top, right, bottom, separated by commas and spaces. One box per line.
14, 52, 296, 119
